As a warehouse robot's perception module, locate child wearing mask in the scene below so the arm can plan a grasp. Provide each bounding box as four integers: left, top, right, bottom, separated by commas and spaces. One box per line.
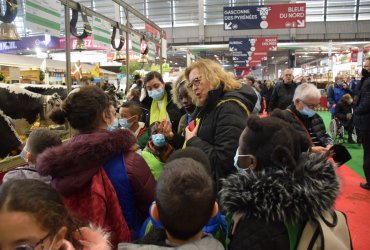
119, 101, 149, 150
141, 121, 174, 180
3, 128, 61, 184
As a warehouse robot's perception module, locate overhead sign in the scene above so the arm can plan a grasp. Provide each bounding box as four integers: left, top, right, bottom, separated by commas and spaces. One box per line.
93, 17, 112, 48
0, 35, 60, 52
224, 3, 306, 30
25, 0, 61, 37
229, 37, 277, 54
229, 37, 277, 69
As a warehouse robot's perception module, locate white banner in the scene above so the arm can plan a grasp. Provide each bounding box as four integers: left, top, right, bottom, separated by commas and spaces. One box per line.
25, 0, 61, 37
93, 17, 111, 48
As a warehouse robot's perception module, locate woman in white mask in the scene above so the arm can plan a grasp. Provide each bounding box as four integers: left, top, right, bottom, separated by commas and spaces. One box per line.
0, 179, 111, 250
141, 71, 185, 149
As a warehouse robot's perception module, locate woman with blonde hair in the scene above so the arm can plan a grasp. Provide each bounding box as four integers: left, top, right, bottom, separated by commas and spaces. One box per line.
182, 59, 257, 187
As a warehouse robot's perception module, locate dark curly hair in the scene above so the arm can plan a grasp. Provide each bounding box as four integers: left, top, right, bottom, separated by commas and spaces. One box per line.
49, 86, 111, 132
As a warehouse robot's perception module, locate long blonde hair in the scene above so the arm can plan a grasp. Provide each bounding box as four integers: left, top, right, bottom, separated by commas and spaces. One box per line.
184, 59, 241, 92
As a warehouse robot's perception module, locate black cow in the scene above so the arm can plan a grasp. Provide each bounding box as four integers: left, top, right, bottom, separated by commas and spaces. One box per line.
0, 111, 22, 159
23, 84, 68, 100
0, 84, 63, 159
0, 83, 62, 124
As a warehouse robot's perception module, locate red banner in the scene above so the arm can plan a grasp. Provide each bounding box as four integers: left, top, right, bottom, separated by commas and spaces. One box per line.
145, 23, 159, 37
264, 3, 306, 29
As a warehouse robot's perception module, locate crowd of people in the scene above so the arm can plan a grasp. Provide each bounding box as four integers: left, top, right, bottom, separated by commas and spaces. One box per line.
1, 57, 369, 249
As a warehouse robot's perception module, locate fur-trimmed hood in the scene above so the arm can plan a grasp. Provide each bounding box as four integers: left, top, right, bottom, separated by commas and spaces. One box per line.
37, 129, 137, 195
220, 153, 340, 223
62, 225, 112, 250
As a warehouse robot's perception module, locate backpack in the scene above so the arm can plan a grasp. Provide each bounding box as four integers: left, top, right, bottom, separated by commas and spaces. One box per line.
296, 210, 352, 250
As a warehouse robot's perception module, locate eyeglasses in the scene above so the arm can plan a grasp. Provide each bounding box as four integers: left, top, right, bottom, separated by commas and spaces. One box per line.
187, 77, 202, 89
302, 100, 320, 110
13, 232, 50, 250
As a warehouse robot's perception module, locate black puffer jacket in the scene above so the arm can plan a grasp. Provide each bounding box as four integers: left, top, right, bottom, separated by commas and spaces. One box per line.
272, 105, 333, 147
220, 153, 339, 250
354, 76, 370, 132
268, 81, 297, 112
187, 84, 257, 183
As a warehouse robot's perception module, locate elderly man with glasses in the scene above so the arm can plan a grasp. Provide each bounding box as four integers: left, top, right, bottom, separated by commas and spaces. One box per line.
271, 83, 333, 154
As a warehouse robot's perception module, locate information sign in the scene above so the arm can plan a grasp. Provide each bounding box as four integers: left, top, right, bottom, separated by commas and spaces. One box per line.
224, 3, 306, 30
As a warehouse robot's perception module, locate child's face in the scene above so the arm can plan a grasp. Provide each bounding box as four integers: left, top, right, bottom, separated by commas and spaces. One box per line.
0, 211, 58, 250
178, 85, 194, 112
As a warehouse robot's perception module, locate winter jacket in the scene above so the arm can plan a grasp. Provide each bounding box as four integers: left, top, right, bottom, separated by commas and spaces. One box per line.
186, 83, 257, 184
268, 81, 297, 112
141, 150, 164, 180
274, 105, 333, 147
354, 75, 370, 132
118, 233, 224, 250
135, 122, 149, 150
2, 164, 51, 184
334, 99, 353, 127
61, 225, 111, 250
327, 84, 351, 107
37, 129, 156, 246
220, 153, 340, 250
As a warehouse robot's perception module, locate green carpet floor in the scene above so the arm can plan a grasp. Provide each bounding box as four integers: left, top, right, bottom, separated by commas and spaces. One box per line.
318, 111, 365, 178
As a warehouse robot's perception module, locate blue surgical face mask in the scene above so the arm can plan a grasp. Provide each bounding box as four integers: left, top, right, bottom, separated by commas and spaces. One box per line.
19, 146, 28, 161
299, 106, 316, 118
119, 118, 132, 129
152, 133, 166, 148
234, 150, 243, 172
108, 118, 119, 131
148, 88, 165, 101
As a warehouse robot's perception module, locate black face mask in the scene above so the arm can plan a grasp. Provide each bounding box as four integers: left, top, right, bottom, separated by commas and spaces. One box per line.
362, 68, 370, 78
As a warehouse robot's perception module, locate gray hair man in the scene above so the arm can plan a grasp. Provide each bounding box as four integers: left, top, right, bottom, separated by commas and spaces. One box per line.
268, 68, 297, 112
270, 83, 333, 154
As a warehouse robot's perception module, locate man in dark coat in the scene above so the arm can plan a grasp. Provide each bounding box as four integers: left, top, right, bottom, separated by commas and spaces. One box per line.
354, 57, 370, 190
268, 68, 297, 112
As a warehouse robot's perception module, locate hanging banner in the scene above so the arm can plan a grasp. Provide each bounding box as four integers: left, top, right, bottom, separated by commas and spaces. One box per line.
224, 3, 306, 30
145, 23, 159, 37
229, 37, 277, 68
131, 33, 141, 53
148, 41, 156, 61
25, 0, 61, 37
161, 31, 167, 59
93, 17, 112, 48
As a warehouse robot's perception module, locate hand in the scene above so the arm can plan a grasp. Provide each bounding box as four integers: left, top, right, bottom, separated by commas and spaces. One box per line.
346, 113, 352, 120
185, 122, 199, 141
325, 144, 335, 158
311, 146, 328, 154
157, 119, 174, 140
